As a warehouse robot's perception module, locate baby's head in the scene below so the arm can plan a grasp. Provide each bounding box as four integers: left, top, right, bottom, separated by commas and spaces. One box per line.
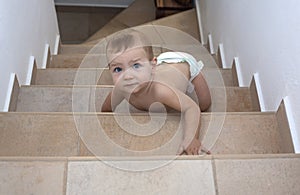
106, 29, 154, 66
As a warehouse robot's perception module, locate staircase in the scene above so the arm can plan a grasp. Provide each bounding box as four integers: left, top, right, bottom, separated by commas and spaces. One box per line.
0, 0, 299, 194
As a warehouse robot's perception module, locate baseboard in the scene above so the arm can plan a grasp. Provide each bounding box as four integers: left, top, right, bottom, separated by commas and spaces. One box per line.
42, 44, 51, 69
282, 96, 299, 153
207, 34, 214, 54
232, 57, 243, 87
26, 56, 35, 85
195, 0, 205, 45
250, 76, 261, 111
3, 74, 16, 112
253, 73, 266, 111
218, 43, 227, 68
54, 34, 61, 55
3, 73, 20, 112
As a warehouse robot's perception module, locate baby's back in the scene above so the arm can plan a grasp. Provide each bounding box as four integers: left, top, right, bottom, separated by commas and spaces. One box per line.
155, 62, 190, 93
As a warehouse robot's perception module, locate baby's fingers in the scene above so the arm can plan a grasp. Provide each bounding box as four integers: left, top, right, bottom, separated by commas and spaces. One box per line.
177, 145, 185, 155
198, 146, 211, 155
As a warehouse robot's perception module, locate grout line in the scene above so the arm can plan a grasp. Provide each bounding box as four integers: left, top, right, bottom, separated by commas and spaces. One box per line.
63, 159, 69, 195
211, 158, 219, 195
88, 86, 93, 112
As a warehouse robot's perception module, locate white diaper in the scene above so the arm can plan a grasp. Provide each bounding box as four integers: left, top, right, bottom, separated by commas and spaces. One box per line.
156, 52, 204, 93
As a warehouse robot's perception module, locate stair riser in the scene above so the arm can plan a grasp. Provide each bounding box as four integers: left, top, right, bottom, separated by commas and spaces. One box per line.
0, 113, 282, 156
50, 45, 218, 68
50, 54, 108, 68
15, 87, 256, 112
34, 68, 235, 87
60, 45, 105, 54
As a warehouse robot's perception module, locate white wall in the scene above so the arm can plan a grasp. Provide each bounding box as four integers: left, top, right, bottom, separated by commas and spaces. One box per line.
198, 0, 300, 151
0, 0, 59, 111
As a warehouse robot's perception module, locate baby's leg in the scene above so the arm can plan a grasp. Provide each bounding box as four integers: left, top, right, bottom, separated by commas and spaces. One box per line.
192, 72, 211, 111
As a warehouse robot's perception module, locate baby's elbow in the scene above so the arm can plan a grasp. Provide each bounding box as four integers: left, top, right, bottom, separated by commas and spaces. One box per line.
101, 105, 112, 112
200, 93, 212, 112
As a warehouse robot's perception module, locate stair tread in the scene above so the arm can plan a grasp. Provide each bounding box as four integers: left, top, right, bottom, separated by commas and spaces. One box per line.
0, 112, 283, 156
15, 86, 256, 112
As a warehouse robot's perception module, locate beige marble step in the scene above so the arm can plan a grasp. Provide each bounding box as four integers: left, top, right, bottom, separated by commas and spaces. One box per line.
0, 155, 297, 195
59, 43, 106, 54
0, 154, 299, 194
14, 86, 257, 112
33, 68, 236, 87
50, 50, 219, 69
0, 112, 289, 156
49, 54, 107, 68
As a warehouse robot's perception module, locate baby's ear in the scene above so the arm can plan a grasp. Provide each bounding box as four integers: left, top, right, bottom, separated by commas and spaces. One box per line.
151, 57, 157, 66
151, 57, 157, 75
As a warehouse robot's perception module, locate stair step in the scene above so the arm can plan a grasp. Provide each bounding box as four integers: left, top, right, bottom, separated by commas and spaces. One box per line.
50, 50, 218, 69
0, 112, 284, 156
50, 54, 107, 68
0, 155, 299, 194
0, 154, 298, 194
33, 68, 236, 87
34, 68, 113, 86
59, 44, 105, 54
14, 86, 256, 112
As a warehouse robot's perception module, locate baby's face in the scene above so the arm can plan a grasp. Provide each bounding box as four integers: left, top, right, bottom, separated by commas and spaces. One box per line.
108, 47, 155, 94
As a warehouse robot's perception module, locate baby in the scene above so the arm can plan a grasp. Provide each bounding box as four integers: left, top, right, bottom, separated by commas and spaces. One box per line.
101, 29, 211, 155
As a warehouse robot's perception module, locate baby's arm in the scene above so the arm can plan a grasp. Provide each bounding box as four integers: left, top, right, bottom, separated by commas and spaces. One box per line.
177, 99, 202, 155
152, 83, 203, 155
101, 89, 124, 112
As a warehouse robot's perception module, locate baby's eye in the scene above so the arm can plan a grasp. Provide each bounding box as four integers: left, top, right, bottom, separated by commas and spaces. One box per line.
113, 67, 122, 73
132, 63, 141, 69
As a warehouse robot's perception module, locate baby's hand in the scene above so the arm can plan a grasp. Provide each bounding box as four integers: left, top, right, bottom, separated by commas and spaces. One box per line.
177, 138, 210, 155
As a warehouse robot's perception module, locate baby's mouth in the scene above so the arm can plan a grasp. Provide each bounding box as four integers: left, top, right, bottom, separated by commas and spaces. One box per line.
124, 82, 138, 87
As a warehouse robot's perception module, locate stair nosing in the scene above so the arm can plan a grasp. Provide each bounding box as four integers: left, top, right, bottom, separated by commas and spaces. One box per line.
0, 153, 298, 162
1, 111, 276, 116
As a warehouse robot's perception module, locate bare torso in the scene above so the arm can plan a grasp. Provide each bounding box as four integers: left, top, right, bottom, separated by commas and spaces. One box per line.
155, 62, 190, 91
127, 62, 191, 112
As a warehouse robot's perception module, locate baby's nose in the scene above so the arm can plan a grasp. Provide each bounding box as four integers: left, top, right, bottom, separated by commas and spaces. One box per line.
123, 69, 134, 80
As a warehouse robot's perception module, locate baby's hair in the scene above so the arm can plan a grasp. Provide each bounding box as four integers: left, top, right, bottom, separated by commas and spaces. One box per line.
106, 29, 154, 64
